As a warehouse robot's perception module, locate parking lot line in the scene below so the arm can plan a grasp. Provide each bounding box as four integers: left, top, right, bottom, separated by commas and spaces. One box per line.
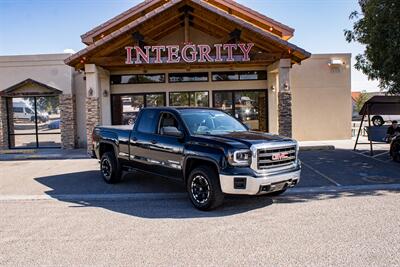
351, 150, 388, 164
302, 162, 342, 187
372, 151, 389, 158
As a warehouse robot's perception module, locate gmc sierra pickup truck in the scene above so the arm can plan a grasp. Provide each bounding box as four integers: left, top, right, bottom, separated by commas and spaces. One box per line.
92, 107, 301, 210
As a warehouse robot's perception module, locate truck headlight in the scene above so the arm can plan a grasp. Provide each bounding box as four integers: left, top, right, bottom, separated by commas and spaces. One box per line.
228, 149, 252, 167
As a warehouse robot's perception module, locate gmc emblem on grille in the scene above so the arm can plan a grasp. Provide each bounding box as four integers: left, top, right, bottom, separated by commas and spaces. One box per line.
271, 152, 289, 161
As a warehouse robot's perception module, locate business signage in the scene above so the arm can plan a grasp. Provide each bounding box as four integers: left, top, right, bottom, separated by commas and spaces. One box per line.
125, 43, 254, 64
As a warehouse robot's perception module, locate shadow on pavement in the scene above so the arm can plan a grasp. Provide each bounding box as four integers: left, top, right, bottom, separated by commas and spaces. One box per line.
35, 171, 274, 218
34, 164, 399, 219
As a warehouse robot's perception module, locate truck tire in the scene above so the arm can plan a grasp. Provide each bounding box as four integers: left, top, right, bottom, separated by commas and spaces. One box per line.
100, 151, 122, 184
372, 116, 384, 126
187, 166, 224, 211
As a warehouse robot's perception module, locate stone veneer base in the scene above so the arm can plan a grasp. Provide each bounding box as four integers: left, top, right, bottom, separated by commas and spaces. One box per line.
60, 94, 77, 149
85, 97, 100, 153
278, 91, 292, 138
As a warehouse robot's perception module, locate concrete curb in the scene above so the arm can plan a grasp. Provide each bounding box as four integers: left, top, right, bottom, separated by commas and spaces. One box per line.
0, 152, 90, 161
0, 155, 90, 161
0, 183, 399, 202
299, 145, 335, 151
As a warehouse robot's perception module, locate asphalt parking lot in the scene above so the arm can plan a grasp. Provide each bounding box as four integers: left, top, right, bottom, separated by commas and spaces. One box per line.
0, 148, 399, 198
299, 149, 400, 188
1, 149, 399, 266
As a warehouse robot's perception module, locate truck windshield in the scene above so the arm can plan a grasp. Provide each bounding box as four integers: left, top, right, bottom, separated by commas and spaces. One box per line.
180, 109, 247, 135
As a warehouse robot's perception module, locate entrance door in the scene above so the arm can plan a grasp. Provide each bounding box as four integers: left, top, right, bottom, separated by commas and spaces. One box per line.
213, 90, 268, 131
7, 96, 61, 148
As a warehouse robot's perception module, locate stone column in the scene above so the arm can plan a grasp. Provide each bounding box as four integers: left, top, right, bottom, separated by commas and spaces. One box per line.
0, 97, 9, 149
60, 94, 77, 149
84, 64, 101, 153
278, 59, 292, 137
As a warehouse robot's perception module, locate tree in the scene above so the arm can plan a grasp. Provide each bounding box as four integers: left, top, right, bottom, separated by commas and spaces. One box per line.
344, 0, 400, 95
354, 91, 370, 113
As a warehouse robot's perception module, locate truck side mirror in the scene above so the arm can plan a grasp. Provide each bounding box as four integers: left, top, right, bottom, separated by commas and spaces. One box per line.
161, 126, 184, 138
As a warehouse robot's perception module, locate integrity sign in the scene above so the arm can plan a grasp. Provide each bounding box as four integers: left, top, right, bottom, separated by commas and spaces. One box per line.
125, 43, 254, 64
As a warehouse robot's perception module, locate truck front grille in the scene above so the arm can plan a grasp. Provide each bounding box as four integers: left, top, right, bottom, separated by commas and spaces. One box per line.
257, 146, 297, 170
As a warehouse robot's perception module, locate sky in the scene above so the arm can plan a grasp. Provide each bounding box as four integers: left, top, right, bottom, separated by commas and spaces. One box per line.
0, 0, 379, 92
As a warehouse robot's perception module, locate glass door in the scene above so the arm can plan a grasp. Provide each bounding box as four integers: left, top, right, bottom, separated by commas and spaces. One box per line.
213, 90, 268, 131
7, 96, 61, 148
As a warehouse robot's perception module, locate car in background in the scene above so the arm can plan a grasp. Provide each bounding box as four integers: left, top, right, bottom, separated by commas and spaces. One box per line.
122, 112, 138, 125
13, 102, 49, 123
371, 115, 400, 126
48, 119, 60, 129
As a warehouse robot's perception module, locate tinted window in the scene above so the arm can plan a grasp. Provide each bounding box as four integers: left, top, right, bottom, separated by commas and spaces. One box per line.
110, 74, 165, 84
137, 110, 158, 133
180, 109, 247, 135
25, 108, 34, 114
158, 113, 181, 134
13, 107, 24, 113
169, 91, 209, 107
211, 71, 267, 81
169, 73, 208, 83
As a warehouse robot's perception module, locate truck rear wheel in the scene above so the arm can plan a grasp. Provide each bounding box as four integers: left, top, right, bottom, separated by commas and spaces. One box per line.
187, 166, 224, 211
100, 152, 122, 184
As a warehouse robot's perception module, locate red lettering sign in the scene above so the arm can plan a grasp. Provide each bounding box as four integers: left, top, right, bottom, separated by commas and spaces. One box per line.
125, 43, 254, 64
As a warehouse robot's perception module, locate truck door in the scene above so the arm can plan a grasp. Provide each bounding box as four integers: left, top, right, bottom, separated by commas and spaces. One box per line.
151, 112, 185, 180
129, 109, 160, 172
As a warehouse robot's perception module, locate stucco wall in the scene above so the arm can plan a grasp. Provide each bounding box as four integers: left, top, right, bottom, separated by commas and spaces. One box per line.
0, 54, 73, 94
291, 54, 352, 141
72, 71, 87, 148
0, 53, 88, 148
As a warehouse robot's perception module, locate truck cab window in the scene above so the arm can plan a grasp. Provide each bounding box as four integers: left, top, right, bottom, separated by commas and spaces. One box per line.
159, 113, 180, 134
136, 110, 157, 133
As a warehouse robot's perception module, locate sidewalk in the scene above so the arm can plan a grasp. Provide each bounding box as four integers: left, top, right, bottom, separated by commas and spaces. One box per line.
299, 136, 389, 151
0, 149, 89, 161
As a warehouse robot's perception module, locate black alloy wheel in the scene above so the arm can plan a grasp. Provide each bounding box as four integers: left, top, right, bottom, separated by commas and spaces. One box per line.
191, 175, 211, 204
187, 166, 224, 211
100, 151, 122, 183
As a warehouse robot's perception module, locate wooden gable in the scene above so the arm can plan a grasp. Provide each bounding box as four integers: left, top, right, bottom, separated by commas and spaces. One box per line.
65, 0, 310, 70
0, 79, 63, 97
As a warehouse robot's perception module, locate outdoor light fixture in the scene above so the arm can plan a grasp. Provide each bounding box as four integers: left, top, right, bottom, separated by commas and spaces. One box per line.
103, 90, 109, 97
283, 81, 290, 91
328, 59, 345, 66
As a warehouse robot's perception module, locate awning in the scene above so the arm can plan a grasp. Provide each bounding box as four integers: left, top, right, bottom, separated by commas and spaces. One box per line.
359, 96, 400, 115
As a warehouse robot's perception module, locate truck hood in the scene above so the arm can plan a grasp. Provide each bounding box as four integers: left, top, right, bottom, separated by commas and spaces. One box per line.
193, 131, 294, 148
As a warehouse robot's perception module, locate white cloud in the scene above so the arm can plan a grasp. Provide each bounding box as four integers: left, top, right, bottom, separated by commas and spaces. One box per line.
63, 48, 75, 54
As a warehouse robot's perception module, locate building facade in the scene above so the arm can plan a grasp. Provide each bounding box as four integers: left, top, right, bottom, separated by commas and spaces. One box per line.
0, 0, 351, 151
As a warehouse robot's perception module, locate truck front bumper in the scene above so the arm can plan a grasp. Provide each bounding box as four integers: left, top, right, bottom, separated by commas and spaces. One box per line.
219, 165, 301, 195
